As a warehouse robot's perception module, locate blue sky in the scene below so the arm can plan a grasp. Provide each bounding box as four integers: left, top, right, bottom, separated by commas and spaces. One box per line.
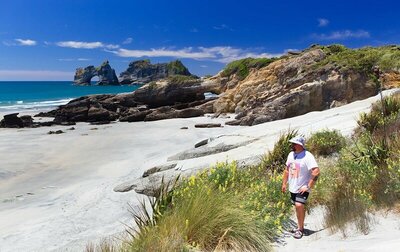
1, 0, 399, 80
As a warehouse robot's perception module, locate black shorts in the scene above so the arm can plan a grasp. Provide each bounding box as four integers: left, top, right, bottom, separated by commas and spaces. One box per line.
290, 192, 309, 205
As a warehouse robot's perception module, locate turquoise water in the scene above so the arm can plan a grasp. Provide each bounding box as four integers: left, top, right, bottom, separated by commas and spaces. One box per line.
0, 81, 139, 112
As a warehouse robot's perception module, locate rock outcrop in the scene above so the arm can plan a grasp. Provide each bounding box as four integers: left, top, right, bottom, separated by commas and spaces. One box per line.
207, 46, 400, 126
36, 76, 219, 124
74, 60, 119, 85
119, 59, 192, 84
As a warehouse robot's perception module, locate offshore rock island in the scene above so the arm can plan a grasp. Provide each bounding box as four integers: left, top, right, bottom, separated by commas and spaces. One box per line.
73, 59, 194, 86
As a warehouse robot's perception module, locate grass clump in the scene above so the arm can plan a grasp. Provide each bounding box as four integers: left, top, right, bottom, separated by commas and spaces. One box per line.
357, 93, 400, 133
125, 162, 279, 252
261, 129, 298, 172
307, 129, 346, 156
221, 57, 277, 80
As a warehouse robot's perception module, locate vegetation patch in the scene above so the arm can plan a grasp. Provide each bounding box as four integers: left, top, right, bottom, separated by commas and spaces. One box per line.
221, 57, 278, 80
316, 44, 400, 75
167, 60, 191, 76
167, 74, 199, 85
307, 129, 346, 156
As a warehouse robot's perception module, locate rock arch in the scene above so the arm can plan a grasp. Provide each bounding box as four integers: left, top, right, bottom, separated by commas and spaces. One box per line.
73, 60, 119, 85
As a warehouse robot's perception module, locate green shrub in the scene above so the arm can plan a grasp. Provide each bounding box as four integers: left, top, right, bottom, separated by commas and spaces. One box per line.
221, 57, 277, 80
261, 129, 298, 172
323, 44, 348, 54
307, 129, 346, 156
358, 94, 400, 134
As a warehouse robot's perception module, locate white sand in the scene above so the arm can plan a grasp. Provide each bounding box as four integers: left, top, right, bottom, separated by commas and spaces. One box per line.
0, 114, 241, 251
1, 90, 399, 251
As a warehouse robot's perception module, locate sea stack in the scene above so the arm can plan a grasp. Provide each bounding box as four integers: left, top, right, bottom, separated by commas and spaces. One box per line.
119, 59, 192, 84
73, 60, 119, 86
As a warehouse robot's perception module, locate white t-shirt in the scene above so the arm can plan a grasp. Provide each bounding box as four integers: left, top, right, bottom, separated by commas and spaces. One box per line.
285, 150, 318, 193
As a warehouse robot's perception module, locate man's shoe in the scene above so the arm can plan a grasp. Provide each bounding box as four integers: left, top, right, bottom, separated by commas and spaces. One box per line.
293, 229, 303, 239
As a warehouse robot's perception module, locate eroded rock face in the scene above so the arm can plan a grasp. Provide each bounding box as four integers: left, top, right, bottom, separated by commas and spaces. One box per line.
132, 79, 206, 108
119, 59, 192, 84
212, 49, 379, 125
74, 60, 119, 85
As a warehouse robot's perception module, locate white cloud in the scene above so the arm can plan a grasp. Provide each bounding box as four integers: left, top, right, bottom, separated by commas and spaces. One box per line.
200, 65, 208, 68
108, 46, 283, 64
0, 70, 74, 81
318, 18, 329, 27
122, 37, 133, 44
15, 39, 37, 46
57, 58, 91, 61
56, 41, 119, 49
213, 24, 234, 31
312, 30, 370, 40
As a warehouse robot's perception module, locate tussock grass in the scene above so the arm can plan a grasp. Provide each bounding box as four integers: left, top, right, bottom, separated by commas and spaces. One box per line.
126, 186, 272, 252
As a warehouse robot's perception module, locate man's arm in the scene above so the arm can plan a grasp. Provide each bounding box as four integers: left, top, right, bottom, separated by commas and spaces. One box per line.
307, 167, 320, 189
281, 167, 289, 193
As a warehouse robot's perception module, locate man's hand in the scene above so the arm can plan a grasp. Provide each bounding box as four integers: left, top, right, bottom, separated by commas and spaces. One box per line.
299, 185, 309, 194
281, 184, 287, 193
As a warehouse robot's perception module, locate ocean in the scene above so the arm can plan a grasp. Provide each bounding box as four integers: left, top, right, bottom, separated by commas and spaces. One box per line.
0, 81, 139, 112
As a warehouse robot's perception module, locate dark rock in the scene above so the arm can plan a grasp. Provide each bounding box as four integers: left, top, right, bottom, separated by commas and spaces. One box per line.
176, 108, 204, 118
142, 163, 178, 177
67, 127, 75, 130
0, 113, 24, 128
119, 59, 192, 85
132, 79, 205, 108
180, 127, 189, 129
89, 121, 111, 125
74, 60, 119, 85
144, 107, 204, 121
225, 120, 241, 126
194, 123, 222, 128
87, 107, 111, 121
119, 109, 151, 122
20, 115, 34, 127
38, 121, 56, 127
47, 130, 64, 135
194, 139, 209, 148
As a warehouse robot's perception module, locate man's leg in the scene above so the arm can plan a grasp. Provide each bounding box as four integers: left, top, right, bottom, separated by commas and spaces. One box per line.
295, 202, 305, 230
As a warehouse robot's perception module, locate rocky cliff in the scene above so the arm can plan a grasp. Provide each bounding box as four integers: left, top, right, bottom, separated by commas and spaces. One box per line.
119, 59, 193, 84
74, 60, 119, 85
208, 44, 400, 125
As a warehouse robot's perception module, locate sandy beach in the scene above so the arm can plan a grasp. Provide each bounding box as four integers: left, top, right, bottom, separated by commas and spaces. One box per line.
1, 90, 400, 251
0, 112, 241, 251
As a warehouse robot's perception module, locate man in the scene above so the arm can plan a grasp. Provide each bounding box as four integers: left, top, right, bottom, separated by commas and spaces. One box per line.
281, 136, 320, 239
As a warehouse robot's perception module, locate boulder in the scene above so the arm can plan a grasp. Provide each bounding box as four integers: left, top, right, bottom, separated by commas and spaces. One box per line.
132, 79, 205, 108
0, 113, 24, 128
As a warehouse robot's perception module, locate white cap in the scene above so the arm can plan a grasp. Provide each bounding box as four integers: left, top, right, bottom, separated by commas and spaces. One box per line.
289, 136, 306, 147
